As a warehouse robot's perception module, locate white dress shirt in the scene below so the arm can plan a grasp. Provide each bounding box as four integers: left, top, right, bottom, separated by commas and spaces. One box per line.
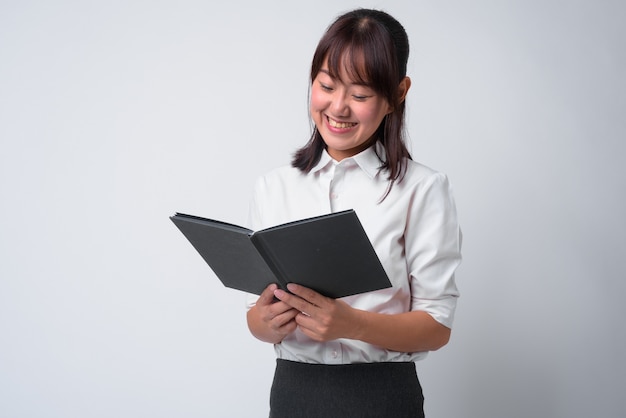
246, 143, 462, 364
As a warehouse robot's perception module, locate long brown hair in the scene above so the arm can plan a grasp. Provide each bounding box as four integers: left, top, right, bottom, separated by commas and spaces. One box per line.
292, 9, 412, 185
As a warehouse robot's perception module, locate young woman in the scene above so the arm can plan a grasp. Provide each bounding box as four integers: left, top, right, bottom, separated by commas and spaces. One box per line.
246, 8, 461, 417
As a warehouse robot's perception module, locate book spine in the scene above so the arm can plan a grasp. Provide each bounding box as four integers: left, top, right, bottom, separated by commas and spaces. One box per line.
250, 234, 290, 291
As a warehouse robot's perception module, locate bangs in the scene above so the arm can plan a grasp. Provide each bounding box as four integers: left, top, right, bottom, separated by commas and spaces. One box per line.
312, 17, 400, 102
325, 44, 371, 86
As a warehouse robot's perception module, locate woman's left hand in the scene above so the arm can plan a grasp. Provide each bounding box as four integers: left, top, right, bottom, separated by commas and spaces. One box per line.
273, 283, 361, 342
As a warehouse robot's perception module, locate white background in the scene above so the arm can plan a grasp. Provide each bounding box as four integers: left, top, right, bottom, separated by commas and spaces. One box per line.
1, 1, 624, 417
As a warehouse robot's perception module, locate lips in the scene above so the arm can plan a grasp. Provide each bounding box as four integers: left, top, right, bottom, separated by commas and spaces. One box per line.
327, 116, 357, 129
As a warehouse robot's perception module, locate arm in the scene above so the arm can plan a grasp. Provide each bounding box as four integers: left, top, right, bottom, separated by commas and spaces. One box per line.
246, 284, 300, 344
352, 308, 451, 352
274, 283, 450, 352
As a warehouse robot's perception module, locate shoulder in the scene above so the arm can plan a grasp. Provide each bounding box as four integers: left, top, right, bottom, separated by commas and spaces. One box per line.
402, 159, 452, 190
251, 164, 315, 206
390, 160, 458, 212
260, 164, 301, 180
253, 164, 305, 191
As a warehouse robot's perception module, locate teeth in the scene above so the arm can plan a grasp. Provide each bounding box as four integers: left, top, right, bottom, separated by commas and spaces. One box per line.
328, 117, 356, 129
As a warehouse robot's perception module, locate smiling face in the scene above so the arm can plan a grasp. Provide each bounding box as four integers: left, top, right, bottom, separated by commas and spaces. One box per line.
310, 59, 392, 161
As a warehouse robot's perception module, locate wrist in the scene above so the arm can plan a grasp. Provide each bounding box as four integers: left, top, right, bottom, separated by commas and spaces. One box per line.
349, 308, 370, 341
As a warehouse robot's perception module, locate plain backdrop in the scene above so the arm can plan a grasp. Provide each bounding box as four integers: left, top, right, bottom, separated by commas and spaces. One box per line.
1, 1, 625, 417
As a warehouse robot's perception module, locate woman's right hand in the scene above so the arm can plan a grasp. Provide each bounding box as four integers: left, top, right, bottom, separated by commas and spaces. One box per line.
246, 284, 299, 344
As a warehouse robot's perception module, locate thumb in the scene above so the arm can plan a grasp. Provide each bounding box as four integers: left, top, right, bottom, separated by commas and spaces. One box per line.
257, 283, 278, 306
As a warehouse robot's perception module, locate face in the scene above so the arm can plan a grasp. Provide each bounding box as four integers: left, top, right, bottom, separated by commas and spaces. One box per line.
310, 61, 392, 161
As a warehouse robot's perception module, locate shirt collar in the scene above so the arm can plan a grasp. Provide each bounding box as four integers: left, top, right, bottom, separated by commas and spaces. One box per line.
311, 143, 385, 179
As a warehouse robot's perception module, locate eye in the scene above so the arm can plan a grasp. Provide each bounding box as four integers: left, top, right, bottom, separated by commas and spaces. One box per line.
351, 86, 375, 102
319, 82, 333, 92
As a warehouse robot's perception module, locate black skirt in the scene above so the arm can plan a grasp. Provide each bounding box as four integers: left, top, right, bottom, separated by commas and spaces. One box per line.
269, 359, 425, 418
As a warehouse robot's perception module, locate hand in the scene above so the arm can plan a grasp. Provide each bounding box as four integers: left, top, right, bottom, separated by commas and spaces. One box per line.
247, 284, 299, 343
273, 283, 361, 342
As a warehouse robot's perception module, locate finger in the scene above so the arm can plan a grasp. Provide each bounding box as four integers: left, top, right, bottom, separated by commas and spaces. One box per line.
268, 301, 297, 318
293, 315, 321, 340
275, 315, 298, 335
267, 308, 299, 337
273, 308, 300, 326
286, 283, 329, 307
273, 288, 310, 313
257, 283, 278, 306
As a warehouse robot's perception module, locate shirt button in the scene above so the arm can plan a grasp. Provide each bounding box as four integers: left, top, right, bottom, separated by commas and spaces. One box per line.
331, 350, 338, 358
330, 193, 338, 199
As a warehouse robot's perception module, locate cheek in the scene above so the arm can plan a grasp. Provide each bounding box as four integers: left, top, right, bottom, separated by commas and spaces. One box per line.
356, 107, 383, 126
358, 102, 390, 125
309, 88, 326, 113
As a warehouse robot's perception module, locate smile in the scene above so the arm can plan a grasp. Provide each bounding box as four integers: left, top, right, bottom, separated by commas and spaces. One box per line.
327, 116, 357, 129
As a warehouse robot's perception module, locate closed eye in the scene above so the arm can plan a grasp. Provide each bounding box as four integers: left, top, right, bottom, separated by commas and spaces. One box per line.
319, 82, 333, 92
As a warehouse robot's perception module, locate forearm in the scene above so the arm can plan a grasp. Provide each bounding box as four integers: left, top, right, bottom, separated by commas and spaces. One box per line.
350, 309, 451, 353
275, 284, 452, 352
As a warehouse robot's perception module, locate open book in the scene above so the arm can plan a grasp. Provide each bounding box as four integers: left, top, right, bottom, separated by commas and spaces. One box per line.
170, 209, 391, 298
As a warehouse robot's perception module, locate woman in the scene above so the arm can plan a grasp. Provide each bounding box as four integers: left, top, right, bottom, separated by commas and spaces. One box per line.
246, 8, 461, 417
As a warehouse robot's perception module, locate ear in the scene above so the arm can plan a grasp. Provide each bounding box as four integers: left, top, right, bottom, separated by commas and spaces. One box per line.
386, 77, 412, 114
398, 76, 411, 104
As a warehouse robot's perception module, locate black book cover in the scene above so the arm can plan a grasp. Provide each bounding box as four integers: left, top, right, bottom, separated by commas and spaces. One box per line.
170, 209, 391, 298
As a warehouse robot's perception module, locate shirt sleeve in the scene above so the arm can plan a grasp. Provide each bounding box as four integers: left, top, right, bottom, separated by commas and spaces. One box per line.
405, 172, 462, 329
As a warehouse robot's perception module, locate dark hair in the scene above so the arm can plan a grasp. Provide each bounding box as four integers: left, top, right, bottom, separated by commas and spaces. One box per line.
292, 8, 412, 185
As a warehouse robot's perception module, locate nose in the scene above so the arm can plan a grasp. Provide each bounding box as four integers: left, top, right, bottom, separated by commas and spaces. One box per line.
330, 92, 350, 117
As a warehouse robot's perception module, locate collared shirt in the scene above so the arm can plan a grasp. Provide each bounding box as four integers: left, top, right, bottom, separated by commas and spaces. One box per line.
246, 144, 462, 364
